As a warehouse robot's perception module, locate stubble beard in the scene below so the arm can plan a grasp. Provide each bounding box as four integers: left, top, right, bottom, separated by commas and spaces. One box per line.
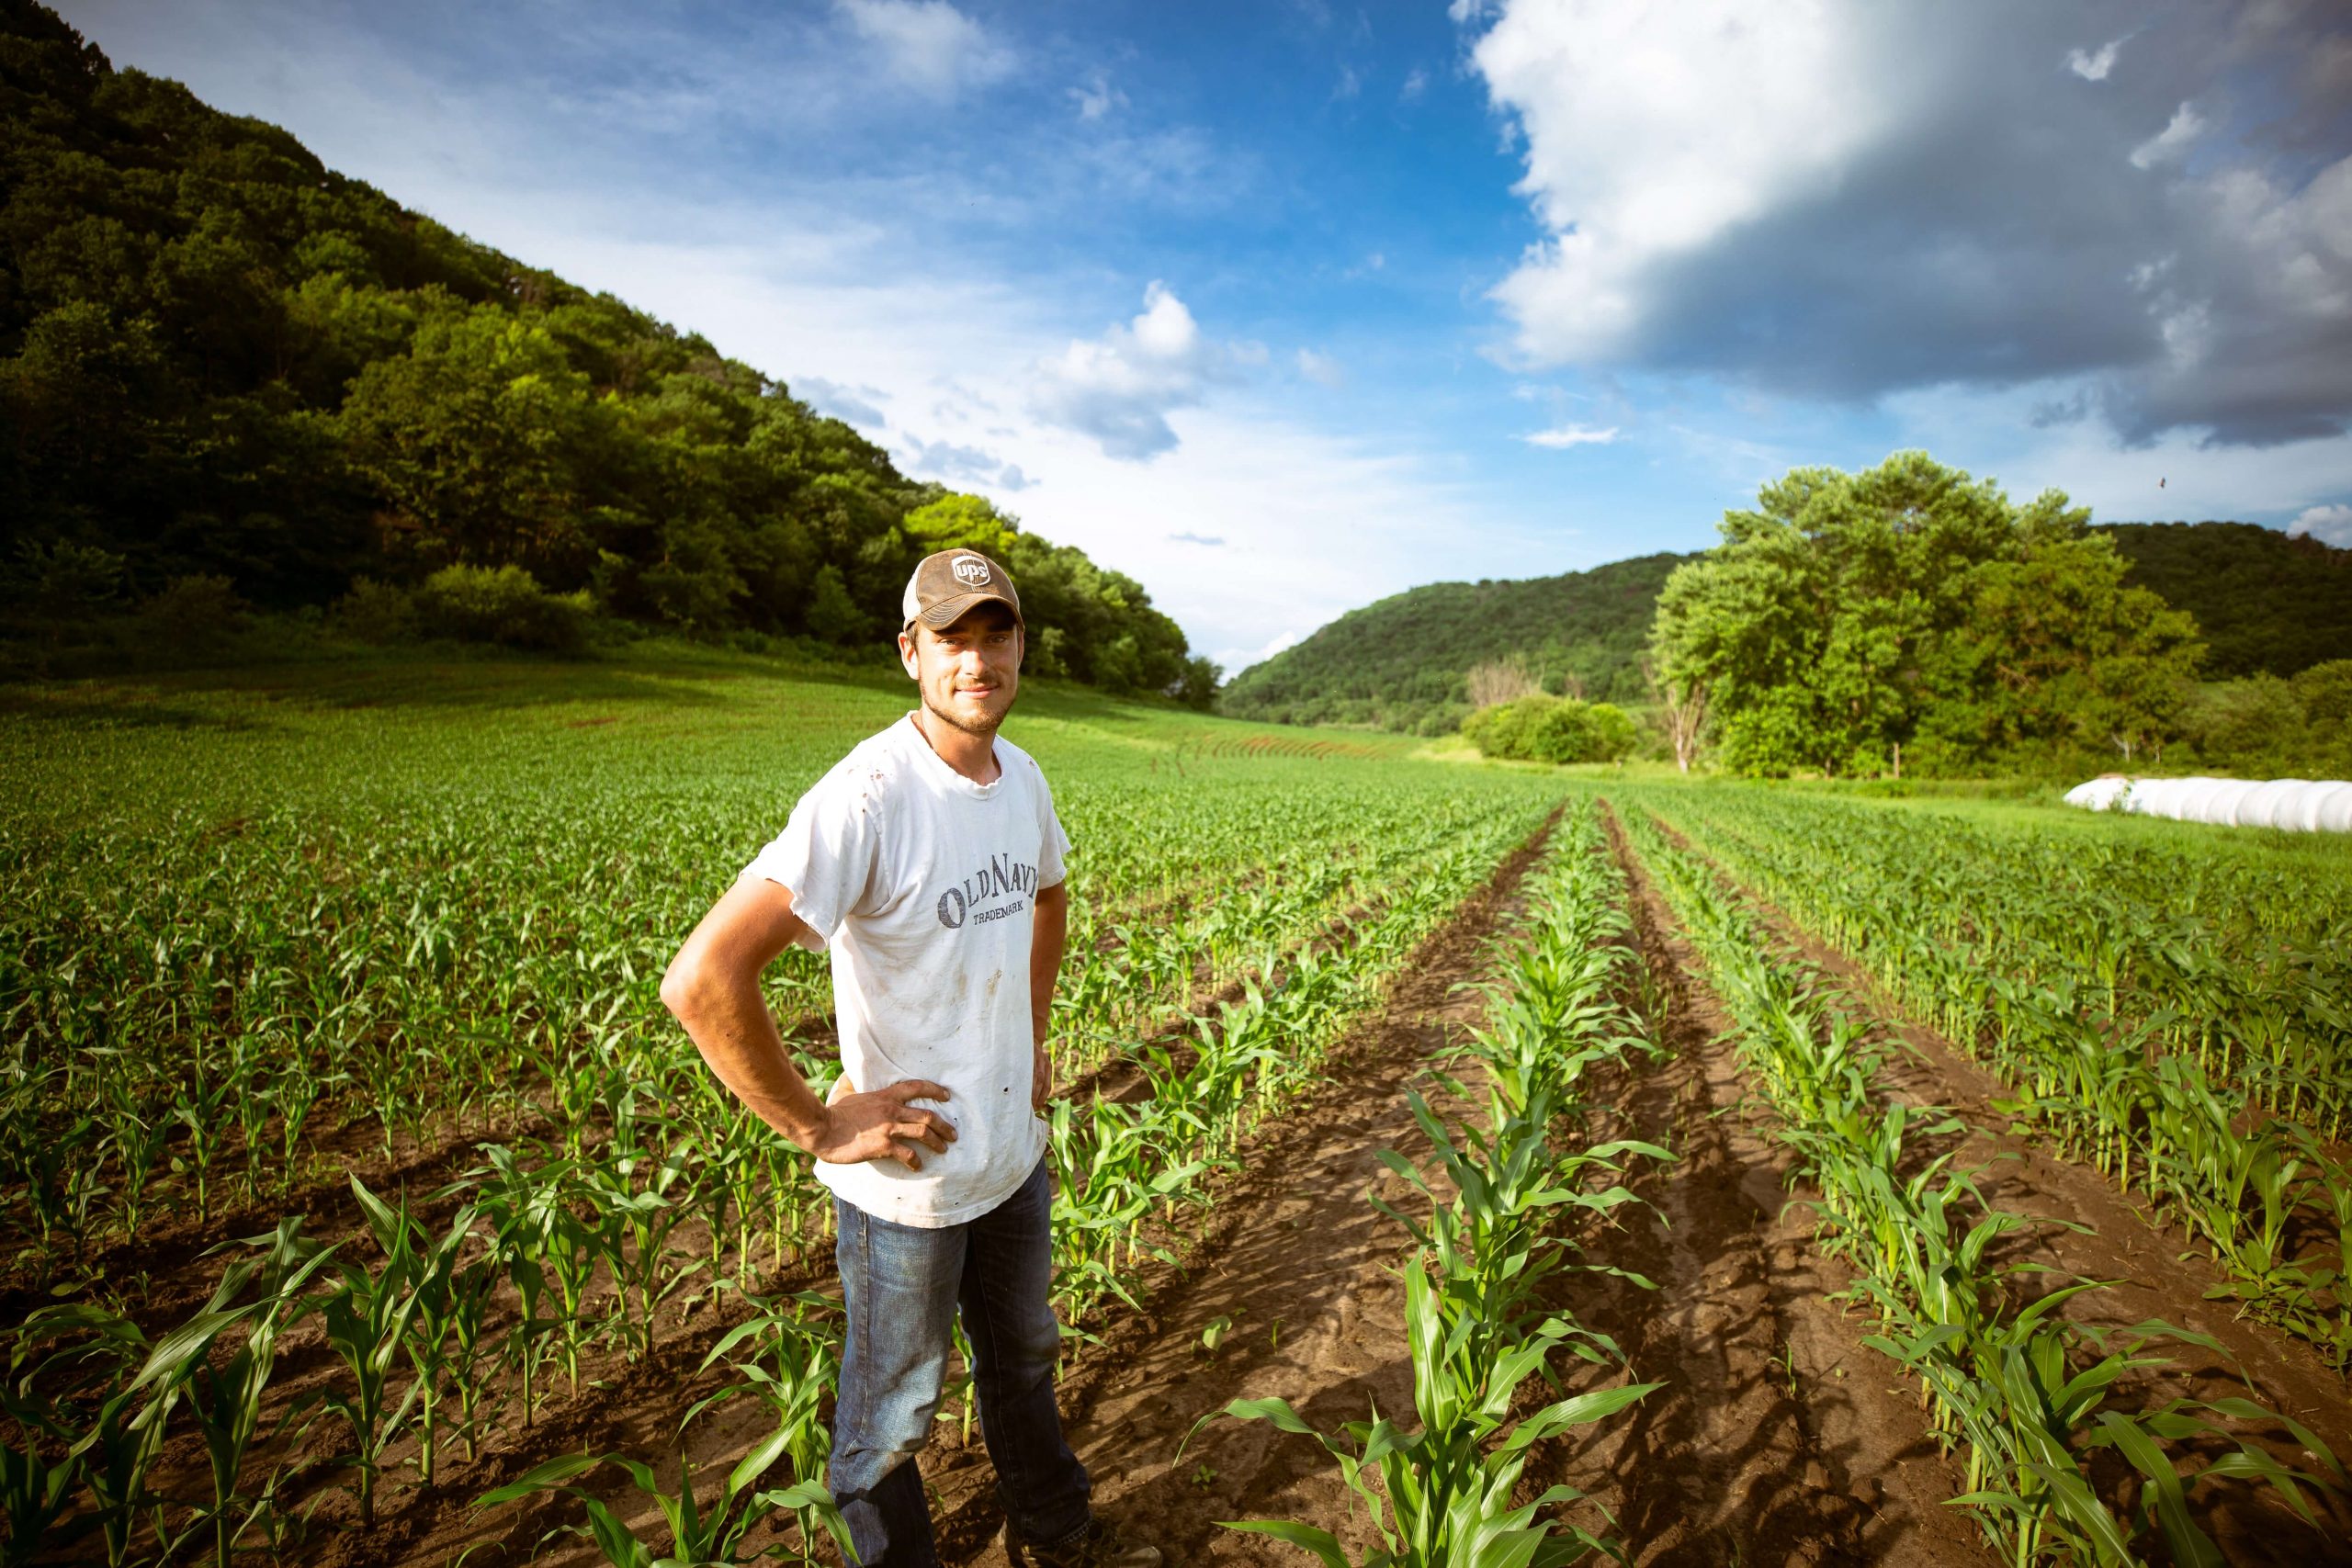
922, 685, 1013, 739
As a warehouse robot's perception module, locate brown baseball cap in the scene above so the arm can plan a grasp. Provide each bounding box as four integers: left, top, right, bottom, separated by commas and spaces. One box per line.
902, 549, 1023, 630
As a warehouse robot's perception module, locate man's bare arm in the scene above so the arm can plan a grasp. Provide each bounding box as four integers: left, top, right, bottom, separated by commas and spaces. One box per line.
661, 877, 956, 1170
1030, 879, 1069, 1111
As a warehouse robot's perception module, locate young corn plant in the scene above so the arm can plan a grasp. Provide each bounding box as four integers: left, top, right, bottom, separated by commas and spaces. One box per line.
170, 1226, 342, 1567
319, 1179, 474, 1526
1189, 1253, 1657, 1568
470, 1429, 854, 1568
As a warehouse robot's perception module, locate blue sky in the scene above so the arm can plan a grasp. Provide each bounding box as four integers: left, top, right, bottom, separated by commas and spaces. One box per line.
60, 0, 2352, 671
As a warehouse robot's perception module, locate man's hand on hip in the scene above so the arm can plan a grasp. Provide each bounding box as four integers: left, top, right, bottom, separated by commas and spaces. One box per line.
805, 1078, 956, 1170
1032, 1038, 1056, 1113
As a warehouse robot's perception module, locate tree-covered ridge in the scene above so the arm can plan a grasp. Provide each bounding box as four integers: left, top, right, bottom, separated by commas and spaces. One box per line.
2099, 521, 2352, 681
1217, 517, 2351, 739
0, 1, 1213, 700
1216, 552, 1681, 734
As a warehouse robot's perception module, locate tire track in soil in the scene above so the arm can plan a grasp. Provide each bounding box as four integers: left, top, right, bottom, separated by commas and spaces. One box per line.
1524, 803, 1992, 1568
1637, 814, 2352, 1565
919, 809, 1568, 1566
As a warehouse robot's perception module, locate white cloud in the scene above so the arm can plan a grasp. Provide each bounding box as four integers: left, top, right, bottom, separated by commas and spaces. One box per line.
1069, 71, 1125, 120
1522, 423, 1620, 447
1881, 378, 2352, 527
899, 434, 1032, 491
1168, 531, 1227, 546
2129, 101, 2204, 170
1029, 282, 1261, 459
1469, 0, 1888, 367
2067, 38, 2122, 82
2290, 502, 2352, 547
797, 376, 889, 427
1401, 66, 1430, 102
1459, 1, 2352, 447
836, 0, 1013, 98
1295, 347, 1344, 388
1231, 629, 1304, 673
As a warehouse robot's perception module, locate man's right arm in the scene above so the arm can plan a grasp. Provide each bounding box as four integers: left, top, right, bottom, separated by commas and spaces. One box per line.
660, 878, 956, 1170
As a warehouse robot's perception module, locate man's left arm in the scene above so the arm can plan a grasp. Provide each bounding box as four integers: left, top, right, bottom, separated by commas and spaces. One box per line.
1031, 879, 1069, 1111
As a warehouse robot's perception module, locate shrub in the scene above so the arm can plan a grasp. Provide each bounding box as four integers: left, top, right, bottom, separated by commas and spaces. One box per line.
135, 573, 252, 644
331, 576, 420, 644
413, 564, 592, 653
1462, 694, 1640, 765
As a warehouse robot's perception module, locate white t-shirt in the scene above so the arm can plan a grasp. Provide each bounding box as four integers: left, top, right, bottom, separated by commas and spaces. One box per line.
737, 712, 1071, 1228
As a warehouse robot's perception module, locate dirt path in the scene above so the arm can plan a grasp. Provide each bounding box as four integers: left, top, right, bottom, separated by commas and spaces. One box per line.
356, 812, 1561, 1568
1626, 803, 2352, 1565
927, 814, 1563, 1564
1521, 806, 1992, 1568
1726, 869, 2352, 1562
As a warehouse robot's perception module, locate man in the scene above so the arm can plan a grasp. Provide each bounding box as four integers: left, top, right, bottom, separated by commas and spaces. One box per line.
660, 549, 1159, 1568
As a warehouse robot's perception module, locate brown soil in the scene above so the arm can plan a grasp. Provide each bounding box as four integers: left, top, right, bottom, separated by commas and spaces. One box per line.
184, 811, 1567, 1568
1626, 803, 2352, 1565
1555, 804, 1993, 1567
923, 813, 1565, 1565
356, 798, 1996, 1568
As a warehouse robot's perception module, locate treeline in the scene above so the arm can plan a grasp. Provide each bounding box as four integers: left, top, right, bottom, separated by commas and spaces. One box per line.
0, 2, 1215, 702
1650, 452, 2350, 779
1219, 515, 2352, 746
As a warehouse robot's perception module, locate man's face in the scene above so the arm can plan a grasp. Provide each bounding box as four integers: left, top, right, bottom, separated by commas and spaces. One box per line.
899, 603, 1022, 737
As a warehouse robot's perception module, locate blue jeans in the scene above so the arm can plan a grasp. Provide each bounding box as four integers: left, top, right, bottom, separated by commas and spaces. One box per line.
830, 1153, 1091, 1567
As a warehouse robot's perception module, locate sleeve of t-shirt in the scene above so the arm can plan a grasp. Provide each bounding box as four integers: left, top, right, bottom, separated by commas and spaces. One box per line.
1035, 765, 1073, 890
735, 764, 882, 953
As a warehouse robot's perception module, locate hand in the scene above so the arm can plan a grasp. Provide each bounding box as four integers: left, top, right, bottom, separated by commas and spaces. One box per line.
805, 1078, 956, 1170
1032, 1039, 1056, 1113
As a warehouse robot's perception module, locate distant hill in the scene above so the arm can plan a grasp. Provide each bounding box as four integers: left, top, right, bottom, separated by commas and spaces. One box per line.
1221, 522, 2350, 734
1216, 553, 1684, 734
2098, 521, 2351, 680
0, 2, 1210, 699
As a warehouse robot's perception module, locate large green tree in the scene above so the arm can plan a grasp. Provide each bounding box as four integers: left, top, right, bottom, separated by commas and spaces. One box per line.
0, 1, 1217, 705
1651, 452, 2201, 776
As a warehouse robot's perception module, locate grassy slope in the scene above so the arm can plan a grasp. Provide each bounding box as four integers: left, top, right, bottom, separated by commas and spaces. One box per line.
0, 640, 1428, 833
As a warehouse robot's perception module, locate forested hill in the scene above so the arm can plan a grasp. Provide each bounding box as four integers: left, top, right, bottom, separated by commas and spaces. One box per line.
1216, 553, 1682, 734
0, 2, 1213, 699
2101, 521, 2352, 680
1219, 522, 2350, 735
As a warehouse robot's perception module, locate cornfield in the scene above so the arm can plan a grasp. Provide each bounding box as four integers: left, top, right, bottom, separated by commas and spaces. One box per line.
3, 661, 2348, 1564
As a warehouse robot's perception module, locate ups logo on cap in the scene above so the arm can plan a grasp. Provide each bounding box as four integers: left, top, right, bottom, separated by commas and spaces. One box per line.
951, 555, 992, 586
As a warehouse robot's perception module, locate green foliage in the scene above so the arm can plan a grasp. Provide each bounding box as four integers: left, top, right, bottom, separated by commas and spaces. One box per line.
0, 4, 1211, 701
1218, 554, 1681, 732
134, 574, 251, 645
1651, 451, 2203, 778
1460, 695, 1637, 765
802, 564, 865, 647
328, 576, 419, 644
1222, 517, 2346, 749
412, 563, 592, 654
2102, 521, 2352, 680
2176, 660, 2352, 779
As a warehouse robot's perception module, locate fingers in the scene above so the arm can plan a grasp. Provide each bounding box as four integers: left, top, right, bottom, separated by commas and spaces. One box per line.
882, 1078, 951, 1103
892, 1115, 951, 1153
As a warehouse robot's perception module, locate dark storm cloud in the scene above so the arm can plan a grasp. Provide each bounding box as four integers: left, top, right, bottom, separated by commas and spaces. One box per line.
1474, 0, 2352, 447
